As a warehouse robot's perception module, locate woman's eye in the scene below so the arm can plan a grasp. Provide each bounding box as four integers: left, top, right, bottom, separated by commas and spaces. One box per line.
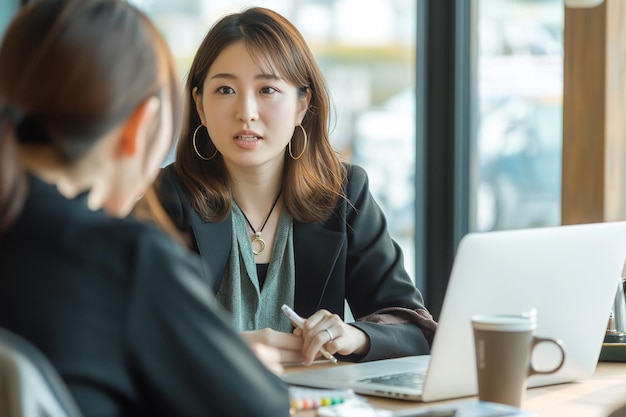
216, 86, 235, 95
261, 86, 278, 94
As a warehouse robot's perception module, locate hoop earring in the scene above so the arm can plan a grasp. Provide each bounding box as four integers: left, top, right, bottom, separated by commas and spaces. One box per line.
289, 124, 308, 160
192, 124, 217, 160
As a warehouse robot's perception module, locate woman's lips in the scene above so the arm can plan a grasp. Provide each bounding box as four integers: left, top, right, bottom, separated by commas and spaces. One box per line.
233, 134, 262, 150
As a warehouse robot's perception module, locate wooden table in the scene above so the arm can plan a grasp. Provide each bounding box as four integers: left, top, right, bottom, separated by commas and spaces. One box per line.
290, 362, 626, 416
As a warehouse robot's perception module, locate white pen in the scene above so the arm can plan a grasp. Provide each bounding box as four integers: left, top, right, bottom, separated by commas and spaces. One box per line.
281, 304, 338, 364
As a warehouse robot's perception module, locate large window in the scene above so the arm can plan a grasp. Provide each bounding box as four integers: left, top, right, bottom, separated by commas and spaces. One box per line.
131, 0, 419, 278
472, 0, 563, 232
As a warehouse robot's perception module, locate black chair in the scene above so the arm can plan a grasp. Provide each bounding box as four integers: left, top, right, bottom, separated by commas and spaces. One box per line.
0, 327, 82, 417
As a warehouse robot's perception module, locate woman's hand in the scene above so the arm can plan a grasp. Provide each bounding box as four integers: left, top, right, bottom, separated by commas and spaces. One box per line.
241, 328, 304, 364
293, 309, 371, 365
249, 343, 285, 376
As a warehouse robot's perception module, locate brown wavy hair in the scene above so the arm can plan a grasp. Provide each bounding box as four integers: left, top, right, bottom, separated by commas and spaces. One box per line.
173, 7, 346, 223
0, 0, 182, 234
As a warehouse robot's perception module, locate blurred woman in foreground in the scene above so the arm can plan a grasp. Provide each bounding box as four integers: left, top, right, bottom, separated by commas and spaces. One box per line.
0, 1, 290, 416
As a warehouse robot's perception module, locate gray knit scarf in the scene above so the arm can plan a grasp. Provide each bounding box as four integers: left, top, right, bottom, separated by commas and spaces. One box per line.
216, 204, 295, 332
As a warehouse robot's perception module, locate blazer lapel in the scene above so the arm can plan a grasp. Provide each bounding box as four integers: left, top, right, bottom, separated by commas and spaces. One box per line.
190, 210, 232, 292
293, 221, 344, 317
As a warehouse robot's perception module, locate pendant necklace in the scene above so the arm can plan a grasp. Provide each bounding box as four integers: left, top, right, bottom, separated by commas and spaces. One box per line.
238, 189, 282, 256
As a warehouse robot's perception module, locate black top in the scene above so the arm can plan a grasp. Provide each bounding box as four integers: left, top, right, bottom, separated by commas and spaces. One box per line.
256, 263, 269, 288
0, 176, 290, 417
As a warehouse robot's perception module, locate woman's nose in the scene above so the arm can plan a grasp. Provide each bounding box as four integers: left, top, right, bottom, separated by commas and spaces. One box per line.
236, 92, 259, 122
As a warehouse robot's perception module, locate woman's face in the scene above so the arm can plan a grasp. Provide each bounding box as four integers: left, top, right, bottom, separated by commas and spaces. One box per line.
193, 41, 309, 172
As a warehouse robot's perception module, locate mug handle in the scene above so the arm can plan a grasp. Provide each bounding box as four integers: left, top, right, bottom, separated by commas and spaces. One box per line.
528, 337, 566, 376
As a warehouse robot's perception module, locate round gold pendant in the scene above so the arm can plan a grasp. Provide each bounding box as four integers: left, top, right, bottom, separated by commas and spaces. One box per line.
251, 235, 266, 255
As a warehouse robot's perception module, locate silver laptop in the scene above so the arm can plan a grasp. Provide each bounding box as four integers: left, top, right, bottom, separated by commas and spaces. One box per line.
283, 221, 626, 402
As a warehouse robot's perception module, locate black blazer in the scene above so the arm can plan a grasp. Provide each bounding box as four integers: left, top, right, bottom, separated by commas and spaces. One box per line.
0, 176, 290, 417
157, 163, 435, 361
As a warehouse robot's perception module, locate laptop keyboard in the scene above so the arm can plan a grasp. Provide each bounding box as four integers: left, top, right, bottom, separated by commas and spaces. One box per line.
358, 371, 425, 389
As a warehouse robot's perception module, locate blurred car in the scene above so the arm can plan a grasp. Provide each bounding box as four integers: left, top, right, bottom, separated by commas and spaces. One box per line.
477, 98, 561, 231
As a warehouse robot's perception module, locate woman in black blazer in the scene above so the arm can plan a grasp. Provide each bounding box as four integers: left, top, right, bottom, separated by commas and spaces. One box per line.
155, 7, 438, 366
0, 1, 289, 416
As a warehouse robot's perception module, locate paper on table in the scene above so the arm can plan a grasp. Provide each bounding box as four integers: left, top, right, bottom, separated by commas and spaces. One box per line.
317, 400, 535, 417
316, 398, 393, 417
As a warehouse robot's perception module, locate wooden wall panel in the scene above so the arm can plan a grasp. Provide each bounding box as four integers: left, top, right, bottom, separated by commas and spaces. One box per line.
562, 0, 626, 224
562, 2, 606, 225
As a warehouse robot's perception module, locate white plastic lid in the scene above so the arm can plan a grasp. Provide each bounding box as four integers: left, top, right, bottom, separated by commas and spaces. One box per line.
471, 314, 537, 332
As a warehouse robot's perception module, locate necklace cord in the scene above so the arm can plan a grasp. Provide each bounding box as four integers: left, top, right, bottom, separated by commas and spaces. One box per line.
239, 189, 282, 235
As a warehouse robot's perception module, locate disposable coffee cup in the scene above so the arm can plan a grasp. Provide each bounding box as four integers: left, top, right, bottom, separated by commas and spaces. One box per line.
471, 313, 565, 407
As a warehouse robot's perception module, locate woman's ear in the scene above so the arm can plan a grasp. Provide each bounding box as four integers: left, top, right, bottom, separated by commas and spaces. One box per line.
296, 87, 311, 124
118, 97, 160, 156
192, 86, 206, 125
